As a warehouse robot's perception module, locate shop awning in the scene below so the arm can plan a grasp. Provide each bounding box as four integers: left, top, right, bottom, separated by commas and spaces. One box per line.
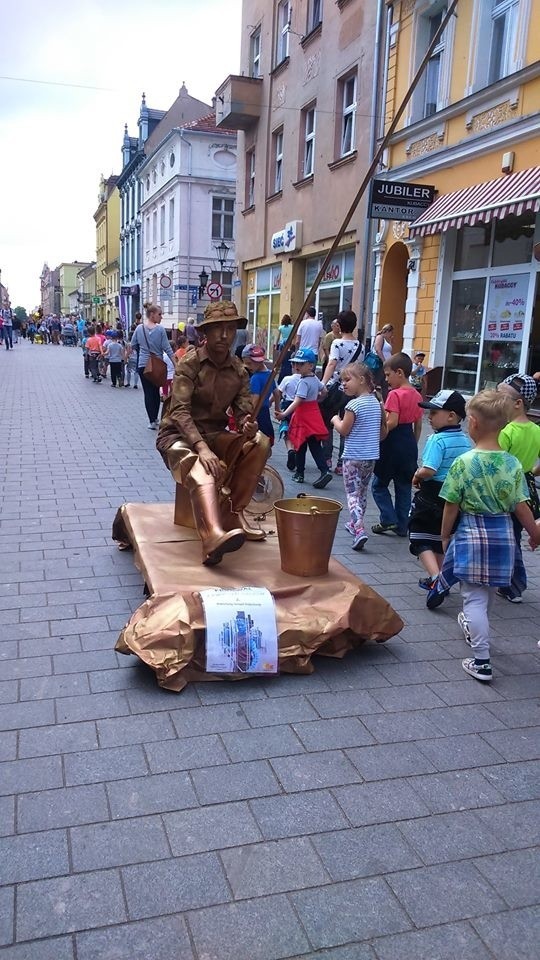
409, 166, 540, 237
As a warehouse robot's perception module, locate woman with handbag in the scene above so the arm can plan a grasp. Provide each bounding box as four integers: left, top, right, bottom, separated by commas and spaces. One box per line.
130, 303, 175, 429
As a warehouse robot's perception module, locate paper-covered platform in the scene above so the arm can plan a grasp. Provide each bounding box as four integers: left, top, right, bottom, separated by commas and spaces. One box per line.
113, 503, 404, 692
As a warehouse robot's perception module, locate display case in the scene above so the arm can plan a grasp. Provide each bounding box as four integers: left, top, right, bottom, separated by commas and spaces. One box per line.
479, 340, 521, 389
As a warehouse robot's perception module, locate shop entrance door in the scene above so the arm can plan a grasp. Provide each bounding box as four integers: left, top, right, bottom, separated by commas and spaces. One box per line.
379, 241, 408, 349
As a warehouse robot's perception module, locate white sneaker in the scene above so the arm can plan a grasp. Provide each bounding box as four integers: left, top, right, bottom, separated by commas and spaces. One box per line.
458, 612, 472, 646
147, 421, 158, 430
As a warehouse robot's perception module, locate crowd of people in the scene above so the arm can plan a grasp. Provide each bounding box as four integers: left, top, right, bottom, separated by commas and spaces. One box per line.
9, 296, 539, 686
139, 298, 540, 686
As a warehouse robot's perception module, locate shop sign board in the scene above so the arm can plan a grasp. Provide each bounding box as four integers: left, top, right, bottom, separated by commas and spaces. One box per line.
271, 220, 303, 253
369, 178, 436, 221
484, 274, 528, 342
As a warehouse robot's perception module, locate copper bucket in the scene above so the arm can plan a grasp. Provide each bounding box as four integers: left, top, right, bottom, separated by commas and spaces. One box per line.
274, 496, 342, 577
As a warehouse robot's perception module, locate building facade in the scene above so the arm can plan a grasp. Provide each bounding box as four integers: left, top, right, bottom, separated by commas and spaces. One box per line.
76, 263, 97, 322
39, 263, 60, 316
373, 0, 539, 407
58, 262, 91, 314
93, 175, 119, 325
118, 86, 210, 328
215, 0, 382, 353
139, 114, 237, 331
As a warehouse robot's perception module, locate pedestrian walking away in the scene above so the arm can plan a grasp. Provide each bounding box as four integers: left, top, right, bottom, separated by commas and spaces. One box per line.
372, 352, 423, 537
410, 389, 472, 596
331, 362, 386, 551
130, 302, 174, 428
434, 391, 540, 682
275, 347, 332, 488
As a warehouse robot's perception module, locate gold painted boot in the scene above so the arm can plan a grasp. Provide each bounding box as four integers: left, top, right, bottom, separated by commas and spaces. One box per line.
221, 501, 266, 542
190, 485, 245, 566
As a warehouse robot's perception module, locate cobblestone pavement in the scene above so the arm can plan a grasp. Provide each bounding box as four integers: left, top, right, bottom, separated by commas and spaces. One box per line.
1, 340, 539, 959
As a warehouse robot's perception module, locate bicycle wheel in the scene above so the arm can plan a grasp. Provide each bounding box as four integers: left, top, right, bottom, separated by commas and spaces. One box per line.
245, 465, 284, 516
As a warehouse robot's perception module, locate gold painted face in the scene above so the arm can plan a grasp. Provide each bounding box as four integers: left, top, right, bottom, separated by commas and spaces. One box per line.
203, 320, 237, 359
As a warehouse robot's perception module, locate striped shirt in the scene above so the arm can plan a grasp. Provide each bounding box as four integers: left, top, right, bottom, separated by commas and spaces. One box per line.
421, 427, 472, 482
342, 393, 382, 461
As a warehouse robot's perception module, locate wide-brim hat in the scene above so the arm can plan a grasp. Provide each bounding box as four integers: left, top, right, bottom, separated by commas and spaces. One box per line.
196, 301, 247, 328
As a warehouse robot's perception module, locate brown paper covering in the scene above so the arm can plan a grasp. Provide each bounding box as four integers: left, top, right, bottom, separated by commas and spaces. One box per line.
113, 503, 404, 692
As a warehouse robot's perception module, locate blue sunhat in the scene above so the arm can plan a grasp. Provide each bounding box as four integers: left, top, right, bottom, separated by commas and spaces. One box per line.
291, 347, 317, 364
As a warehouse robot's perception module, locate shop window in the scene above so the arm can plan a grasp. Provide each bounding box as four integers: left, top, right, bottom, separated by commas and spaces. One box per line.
479, 272, 528, 387
492, 213, 534, 267
307, 0, 322, 33
250, 28, 261, 78
275, 0, 290, 65
454, 224, 492, 270
246, 150, 256, 208
212, 197, 235, 240
301, 105, 316, 178
338, 73, 357, 157
272, 128, 284, 194
443, 277, 486, 392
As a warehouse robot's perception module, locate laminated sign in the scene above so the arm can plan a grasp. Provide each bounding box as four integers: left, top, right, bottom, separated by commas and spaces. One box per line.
201, 587, 279, 675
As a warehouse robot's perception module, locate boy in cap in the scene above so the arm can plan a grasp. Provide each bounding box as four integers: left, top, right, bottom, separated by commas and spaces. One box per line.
242, 344, 280, 445
157, 301, 270, 566
410, 352, 427, 394
495, 374, 540, 602
275, 347, 332, 488
410, 389, 472, 596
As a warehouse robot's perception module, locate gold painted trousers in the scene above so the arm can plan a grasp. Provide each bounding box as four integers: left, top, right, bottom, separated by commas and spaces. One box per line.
166, 431, 270, 511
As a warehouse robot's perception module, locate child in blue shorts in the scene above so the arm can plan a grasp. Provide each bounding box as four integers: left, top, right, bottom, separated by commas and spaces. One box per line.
409, 389, 472, 597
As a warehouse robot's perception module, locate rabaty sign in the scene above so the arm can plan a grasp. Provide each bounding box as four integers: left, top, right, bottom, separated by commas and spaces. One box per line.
271, 220, 303, 254
369, 179, 436, 221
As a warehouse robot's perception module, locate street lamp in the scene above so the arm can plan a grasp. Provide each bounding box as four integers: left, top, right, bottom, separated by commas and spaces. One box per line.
214, 240, 230, 270
198, 267, 209, 300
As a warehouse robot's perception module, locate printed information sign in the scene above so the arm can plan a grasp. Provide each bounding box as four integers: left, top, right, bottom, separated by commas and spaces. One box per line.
485, 274, 528, 342
201, 587, 278, 675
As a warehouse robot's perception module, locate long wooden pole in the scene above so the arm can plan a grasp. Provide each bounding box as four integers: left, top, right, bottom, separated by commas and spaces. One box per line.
251, 0, 460, 418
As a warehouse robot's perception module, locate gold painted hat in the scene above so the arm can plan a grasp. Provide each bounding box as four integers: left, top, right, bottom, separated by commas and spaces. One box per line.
196, 301, 247, 327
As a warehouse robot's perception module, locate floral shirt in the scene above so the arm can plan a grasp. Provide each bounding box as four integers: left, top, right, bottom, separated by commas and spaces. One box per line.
440, 449, 529, 514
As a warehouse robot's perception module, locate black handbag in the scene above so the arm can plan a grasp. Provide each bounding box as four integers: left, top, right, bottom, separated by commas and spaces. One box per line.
320, 342, 363, 416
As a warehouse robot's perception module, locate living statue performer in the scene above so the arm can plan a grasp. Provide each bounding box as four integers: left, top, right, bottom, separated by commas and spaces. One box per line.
157, 301, 270, 566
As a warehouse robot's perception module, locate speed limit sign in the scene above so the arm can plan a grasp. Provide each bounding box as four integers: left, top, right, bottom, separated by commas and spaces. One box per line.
207, 281, 223, 301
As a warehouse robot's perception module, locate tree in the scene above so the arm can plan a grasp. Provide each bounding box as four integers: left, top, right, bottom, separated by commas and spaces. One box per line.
13, 306, 28, 322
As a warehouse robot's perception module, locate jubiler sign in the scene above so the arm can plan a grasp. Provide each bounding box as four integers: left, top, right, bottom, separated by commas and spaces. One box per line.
369, 179, 436, 222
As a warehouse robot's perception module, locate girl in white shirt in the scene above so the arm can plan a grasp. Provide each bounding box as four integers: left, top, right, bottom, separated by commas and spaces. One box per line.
332, 363, 387, 551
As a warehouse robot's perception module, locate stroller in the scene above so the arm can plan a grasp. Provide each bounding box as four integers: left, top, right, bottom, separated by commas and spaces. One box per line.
61, 326, 77, 346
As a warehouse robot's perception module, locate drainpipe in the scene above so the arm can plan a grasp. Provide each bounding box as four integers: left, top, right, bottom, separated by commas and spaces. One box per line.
179, 128, 193, 321
359, 0, 390, 344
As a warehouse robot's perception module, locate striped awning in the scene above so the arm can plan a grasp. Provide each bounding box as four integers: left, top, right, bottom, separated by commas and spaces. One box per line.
409, 166, 540, 237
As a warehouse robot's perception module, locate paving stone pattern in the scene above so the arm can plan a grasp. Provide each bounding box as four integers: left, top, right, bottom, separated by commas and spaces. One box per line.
0, 344, 539, 958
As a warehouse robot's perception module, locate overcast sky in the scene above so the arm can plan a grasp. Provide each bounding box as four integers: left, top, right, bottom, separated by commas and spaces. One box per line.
0, 0, 242, 309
